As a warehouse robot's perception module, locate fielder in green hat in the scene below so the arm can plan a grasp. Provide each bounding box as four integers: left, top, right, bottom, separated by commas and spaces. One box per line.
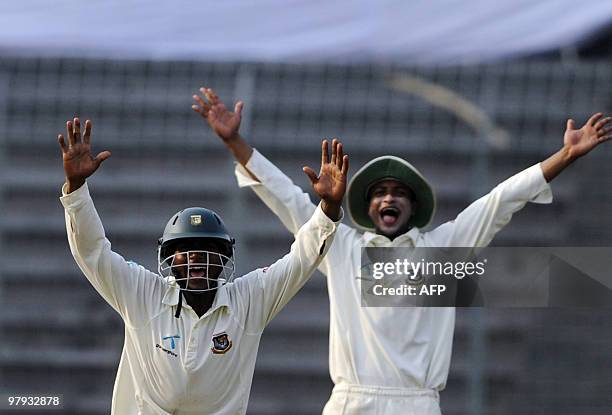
196, 87, 612, 415
347, 154, 435, 237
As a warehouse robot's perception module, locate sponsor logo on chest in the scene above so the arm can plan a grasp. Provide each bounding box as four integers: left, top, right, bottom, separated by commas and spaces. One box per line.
155, 334, 180, 357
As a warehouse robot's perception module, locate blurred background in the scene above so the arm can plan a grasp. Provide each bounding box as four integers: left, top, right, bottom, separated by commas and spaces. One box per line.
0, 1, 611, 414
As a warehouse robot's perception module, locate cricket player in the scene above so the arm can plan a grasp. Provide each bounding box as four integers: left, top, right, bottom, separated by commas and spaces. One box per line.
58, 116, 349, 414
193, 88, 612, 414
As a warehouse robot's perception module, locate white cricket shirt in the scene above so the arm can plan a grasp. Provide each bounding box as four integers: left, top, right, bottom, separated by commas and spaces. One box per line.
60, 182, 340, 415
235, 150, 552, 392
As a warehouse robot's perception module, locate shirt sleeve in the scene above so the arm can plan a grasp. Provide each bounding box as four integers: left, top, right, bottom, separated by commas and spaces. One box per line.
425, 163, 553, 247
60, 182, 165, 327
236, 202, 341, 333
235, 149, 318, 234
235, 149, 353, 276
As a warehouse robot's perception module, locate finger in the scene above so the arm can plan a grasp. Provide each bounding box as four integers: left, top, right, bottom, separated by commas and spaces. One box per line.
66, 121, 75, 146
598, 126, 612, 137
337, 142, 344, 169
341, 155, 349, 176
566, 119, 575, 131
208, 88, 220, 103
198, 88, 210, 103
193, 98, 210, 116
83, 120, 92, 145
598, 135, 612, 143
202, 88, 219, 105
208, 105, 217, 119
234, 101, 244, 116
595, 116, 612, 130
73, 117, 81, 143
193, 94, 209, 110
302, 166, 318, 184
94, 150, 112, 167
321, 139, 329, 166
331, 138, 338, 165
58, 134, 68, 153
587, 112, 603, 127
191, 104, 209, 117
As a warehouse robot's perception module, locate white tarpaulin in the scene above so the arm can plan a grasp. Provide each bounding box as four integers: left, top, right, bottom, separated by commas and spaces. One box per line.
0, 0, 610, 64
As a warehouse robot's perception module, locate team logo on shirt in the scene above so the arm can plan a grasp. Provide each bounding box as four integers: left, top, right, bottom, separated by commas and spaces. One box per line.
211, 332, 233, 354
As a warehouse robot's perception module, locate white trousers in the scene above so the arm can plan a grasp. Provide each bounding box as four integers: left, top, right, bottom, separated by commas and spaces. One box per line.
322, 384, 442, 415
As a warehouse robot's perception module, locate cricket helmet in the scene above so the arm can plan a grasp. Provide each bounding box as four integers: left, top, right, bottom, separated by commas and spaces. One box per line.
157, 207, 236, 293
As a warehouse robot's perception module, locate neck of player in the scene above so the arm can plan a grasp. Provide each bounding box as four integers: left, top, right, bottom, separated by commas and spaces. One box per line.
183, 290, 216, 318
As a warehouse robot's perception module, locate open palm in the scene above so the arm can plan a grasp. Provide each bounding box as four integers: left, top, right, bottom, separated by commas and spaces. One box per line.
192, 87, 243, 142
303, 138, 349, 204
58, 118, 111, 192
564, 113, 612, 159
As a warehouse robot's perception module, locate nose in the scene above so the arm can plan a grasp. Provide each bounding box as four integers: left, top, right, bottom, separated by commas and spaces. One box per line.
189, 251, 206, 263
382, 192, 394, 203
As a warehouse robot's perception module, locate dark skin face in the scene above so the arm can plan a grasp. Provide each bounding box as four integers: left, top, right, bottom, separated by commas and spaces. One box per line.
168, 239, 231, 318
367, 180, 417, 240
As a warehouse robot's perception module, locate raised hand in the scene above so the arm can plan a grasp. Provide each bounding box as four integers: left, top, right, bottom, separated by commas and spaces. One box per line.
58, 118, 111, 193
563, 112, 612, 160
303, 138, 349, 221
192, 87, 244, 142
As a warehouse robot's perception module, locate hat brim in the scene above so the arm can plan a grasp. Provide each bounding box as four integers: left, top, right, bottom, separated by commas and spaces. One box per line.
347, 156, 436, 231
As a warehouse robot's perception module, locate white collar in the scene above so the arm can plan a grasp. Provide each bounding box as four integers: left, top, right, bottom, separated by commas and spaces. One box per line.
161, 276, 230, 313
362, 227, 421, 247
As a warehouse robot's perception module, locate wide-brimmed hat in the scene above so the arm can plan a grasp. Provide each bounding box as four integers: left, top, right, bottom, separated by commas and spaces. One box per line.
347, 155, 436, 231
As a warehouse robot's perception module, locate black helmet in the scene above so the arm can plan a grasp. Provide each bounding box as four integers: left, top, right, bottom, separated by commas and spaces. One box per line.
157, 207, 236, 305
158, 207, 234, 260
157, 208, 236, 317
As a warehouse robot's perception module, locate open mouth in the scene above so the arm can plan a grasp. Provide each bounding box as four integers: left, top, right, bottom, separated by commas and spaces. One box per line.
189, 266, 206, 280
380, 207, 400, 226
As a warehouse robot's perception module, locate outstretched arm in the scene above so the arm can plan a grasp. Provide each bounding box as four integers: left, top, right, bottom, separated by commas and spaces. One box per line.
541, 113, 612, 182
194, 84, 348, 219
428, 112, 611, 248
59, 118, 162, 326
192, 87, 254, 170
237, 138, 348, 331
192, 87, 338, 234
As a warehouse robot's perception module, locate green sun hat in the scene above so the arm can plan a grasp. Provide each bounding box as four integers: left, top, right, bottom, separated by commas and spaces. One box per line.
347, 155, 436, 231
